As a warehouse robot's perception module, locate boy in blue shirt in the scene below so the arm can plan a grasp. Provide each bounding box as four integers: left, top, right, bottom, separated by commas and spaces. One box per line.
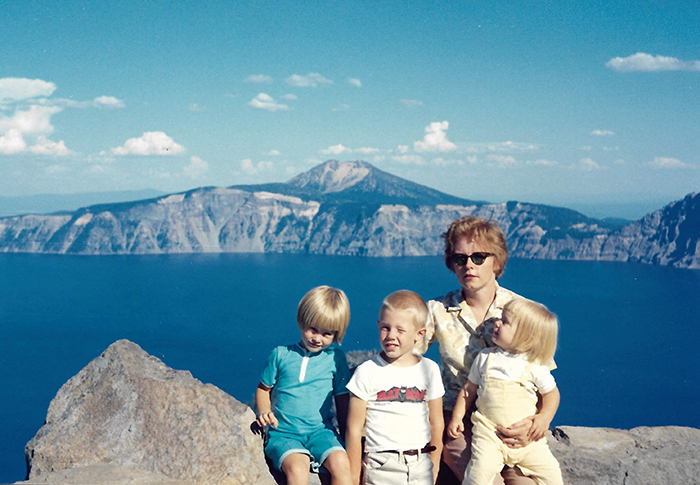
256, 285, 352, 485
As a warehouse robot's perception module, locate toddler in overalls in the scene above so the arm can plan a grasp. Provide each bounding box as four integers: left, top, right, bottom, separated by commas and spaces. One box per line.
447, 298, 563, 485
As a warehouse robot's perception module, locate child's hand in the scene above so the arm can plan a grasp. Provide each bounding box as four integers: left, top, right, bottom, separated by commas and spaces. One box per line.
256, 411, 278, 429
446, 418, 464, 439
527, 414, 551, 441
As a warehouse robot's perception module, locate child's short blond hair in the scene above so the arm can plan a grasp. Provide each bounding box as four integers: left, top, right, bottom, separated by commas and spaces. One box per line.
379, 290, 429, 330
297, 286, 351, 343
504, 298, 558, 364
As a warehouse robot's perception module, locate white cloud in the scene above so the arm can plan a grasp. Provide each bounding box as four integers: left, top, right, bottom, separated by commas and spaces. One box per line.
602, 146, 619, 151
241, 159, 273, 174
245, 74, 273, 84
93, 96, 125, 108
0, 105, 62, 134
590, 129, 615, 136
486, 141, 538, 152
188, 103, 206, 112
648, 157, 693, 169
248, 93, 290, 112
578, 158, 602, 170
281, 94, 298, 100
332, 104, 350, 111
487, 154, 517, 165
396, 145, 409, 154
414, 121, 457, 152
432, 157, 464, 166
321, 144, 350, 155
0, 78, 56, 102
606, 52, 700, 72
29, 136, 70, 156
266, 149, 281, 156
355, 147, 379, 154
112, 131, 185, 155
0, 129, 27, 154
529, 159, 557, 166
400, 99, 424, 107
347, 78, 362, 88
393, 154, 424, 165
184, 156, 209, 177
286, 73, 333, 88
578, 146, 593, 151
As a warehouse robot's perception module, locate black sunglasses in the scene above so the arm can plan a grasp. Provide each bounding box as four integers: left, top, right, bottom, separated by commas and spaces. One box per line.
451, 252, 493, 266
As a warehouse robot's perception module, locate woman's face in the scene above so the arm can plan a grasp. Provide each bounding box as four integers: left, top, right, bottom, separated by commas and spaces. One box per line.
452, 238, 498, 295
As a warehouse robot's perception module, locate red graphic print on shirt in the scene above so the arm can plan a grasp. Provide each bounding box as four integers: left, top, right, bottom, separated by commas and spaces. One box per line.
376, 386, 426, 403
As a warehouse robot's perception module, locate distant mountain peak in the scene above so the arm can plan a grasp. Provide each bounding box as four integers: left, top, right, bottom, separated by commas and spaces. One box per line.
287, 160, 371, 194
286, 159, 476, 206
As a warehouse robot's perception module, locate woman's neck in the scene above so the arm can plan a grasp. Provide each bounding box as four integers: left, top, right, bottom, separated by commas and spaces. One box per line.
462, 282, 497, 322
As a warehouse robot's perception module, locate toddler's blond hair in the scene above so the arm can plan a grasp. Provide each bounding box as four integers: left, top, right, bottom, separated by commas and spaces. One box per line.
504, 298, 558, 364
297, 286, 350, 343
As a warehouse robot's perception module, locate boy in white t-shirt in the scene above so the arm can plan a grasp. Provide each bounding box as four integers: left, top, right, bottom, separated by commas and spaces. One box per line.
346, 290, 444, 485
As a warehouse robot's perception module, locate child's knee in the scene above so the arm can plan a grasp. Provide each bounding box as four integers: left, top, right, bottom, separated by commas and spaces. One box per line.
323, 450, 350, 474
282, 453, 312, 478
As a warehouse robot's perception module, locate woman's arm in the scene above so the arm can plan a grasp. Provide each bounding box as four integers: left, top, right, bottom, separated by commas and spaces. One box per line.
528, 387, 560, 441
427, 397, 444, 484
254, 382, 278, 428
346, 394, 368, 485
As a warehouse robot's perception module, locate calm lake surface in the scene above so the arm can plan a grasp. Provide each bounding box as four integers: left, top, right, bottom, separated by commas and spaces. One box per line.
1, 253, 699, 482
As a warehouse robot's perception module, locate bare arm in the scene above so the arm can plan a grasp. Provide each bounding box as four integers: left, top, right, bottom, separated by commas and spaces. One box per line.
427, 397, 444, 484
335, 392, 350, 438
346, 394, 367, 485
254, 382, 278, 428
446, 380, 478, 439
528, 386, 559, 441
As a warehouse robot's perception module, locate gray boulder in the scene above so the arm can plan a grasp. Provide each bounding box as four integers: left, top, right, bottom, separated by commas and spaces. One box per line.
23, 339, 274, 485
549, 425, 700, 484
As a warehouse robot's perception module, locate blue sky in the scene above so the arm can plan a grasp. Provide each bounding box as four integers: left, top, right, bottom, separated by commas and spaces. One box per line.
1, 0, 698, 218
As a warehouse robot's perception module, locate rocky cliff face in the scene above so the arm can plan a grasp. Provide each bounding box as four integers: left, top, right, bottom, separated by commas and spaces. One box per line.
19, 340, 700, 485
1, 160, 698, 268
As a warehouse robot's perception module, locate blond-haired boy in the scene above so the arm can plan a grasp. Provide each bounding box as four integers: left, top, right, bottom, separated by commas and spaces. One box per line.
256, 285, 352, 485
346, 290, 444, 485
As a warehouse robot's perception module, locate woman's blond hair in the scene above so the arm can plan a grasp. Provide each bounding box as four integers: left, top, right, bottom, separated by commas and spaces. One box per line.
504, 298, 558, 364
379, 290, 429, 330
442, 216, 509, 279
297, 285, 351, 344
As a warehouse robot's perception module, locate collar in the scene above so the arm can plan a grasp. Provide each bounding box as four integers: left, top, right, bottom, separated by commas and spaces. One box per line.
444, 282, 505, 313
292, 341, 338, 355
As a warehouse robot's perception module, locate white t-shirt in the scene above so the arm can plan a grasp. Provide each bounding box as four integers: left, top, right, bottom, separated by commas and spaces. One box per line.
347, 354, 444, 452
468, 348, 557, 400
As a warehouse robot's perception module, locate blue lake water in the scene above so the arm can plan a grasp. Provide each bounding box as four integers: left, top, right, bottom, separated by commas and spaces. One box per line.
1, 253, 699, 482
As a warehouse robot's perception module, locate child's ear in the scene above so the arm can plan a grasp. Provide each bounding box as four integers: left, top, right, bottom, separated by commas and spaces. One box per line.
415, 327, 427, 342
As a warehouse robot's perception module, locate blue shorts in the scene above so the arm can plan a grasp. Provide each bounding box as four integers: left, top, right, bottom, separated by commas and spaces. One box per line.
265, 426, 346, 472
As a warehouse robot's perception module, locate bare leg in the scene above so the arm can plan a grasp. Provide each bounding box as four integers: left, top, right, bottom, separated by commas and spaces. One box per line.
282, 453, 312, 485
323, 450, 352, 485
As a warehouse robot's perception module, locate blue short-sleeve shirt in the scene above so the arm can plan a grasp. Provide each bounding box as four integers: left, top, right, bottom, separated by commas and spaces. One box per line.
260, 342, 350, 434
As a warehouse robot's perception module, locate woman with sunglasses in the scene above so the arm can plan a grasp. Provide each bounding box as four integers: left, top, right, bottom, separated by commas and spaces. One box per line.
416, 216, 538, 485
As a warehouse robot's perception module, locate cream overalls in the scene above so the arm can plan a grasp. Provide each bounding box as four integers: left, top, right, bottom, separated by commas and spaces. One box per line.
464, 353, 563, 485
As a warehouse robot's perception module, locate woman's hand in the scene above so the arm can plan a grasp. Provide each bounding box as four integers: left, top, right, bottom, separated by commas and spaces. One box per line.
528, 414, 551, 441
495, 416, 533, 448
